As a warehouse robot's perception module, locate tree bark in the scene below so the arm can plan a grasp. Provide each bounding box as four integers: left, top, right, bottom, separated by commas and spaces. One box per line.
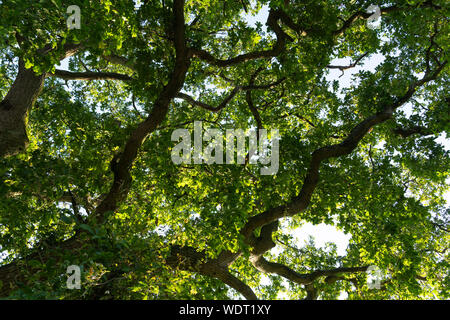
0, 59, 46, 157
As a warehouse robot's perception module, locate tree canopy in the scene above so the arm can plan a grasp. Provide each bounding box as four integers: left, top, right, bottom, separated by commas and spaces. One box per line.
0, 0, 449, 300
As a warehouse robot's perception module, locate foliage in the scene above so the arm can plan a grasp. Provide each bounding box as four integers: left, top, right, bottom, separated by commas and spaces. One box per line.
0, 0, 448, 300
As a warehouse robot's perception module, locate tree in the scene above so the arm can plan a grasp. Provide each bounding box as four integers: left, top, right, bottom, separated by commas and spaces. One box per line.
0, 0, 448, 300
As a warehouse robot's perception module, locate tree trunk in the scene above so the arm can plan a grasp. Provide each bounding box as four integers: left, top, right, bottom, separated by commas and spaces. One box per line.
0, 59, 46, 157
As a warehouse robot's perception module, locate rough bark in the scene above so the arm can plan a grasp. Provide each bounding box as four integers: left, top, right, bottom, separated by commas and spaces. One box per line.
166, 245, 257, 300
0, 42, 82, 157
0, 59, 46, 157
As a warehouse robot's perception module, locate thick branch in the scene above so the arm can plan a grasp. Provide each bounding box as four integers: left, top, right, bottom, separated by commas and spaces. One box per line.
166, 245, 256, 299
92, 0, 190, 224
240, 62, 447, 239
0, 59, 46, 157
251, 255, 369, 286
0, 41, 83, 157
217, 270, 257, 300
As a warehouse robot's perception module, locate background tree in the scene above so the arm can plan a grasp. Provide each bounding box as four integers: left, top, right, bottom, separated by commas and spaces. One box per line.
0, 0, 448, 299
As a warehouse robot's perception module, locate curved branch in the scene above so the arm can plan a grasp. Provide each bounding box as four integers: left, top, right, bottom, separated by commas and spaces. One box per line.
240, 62, 447, 239
214, 271, 257, 300
251, 255, 368, 287
177, 88, 240, 112
166, 245, 256, 299
176, 77, 284, 113
188, 8, 291, 67
92, 0, 190, 224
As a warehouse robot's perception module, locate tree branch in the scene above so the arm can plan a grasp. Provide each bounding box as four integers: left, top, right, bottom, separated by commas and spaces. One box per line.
103, 54, 136, 71
240, 61, 447, 240
327, 52, 369, 77
334, 2, 442, 36
392, 126, 432, 138
92, 0, 190, 224
176, 77, 284, 113
166, 245, 256, 299
177, 88, 240, 112
188, 8, 291, 67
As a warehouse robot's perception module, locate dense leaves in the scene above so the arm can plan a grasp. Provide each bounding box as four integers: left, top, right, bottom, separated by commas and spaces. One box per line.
0, 0, 448, 299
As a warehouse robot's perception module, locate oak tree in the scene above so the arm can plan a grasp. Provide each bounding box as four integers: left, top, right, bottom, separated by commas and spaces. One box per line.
0, 0, 448, 299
